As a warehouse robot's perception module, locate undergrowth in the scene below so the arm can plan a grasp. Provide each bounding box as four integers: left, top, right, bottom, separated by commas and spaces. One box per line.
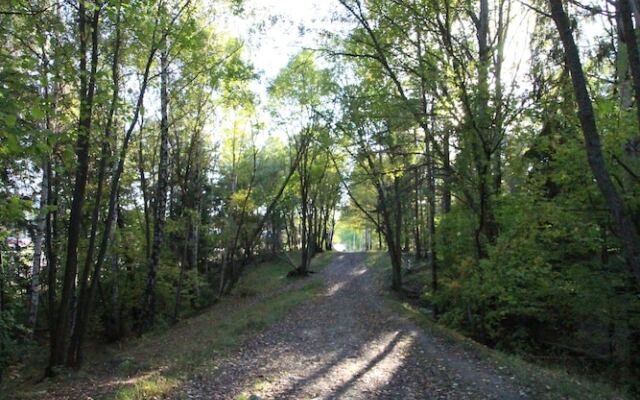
364, 251, 628, 400
8, 252, 334, 400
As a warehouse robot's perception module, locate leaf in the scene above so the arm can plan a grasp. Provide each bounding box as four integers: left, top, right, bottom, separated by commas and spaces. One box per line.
5, 114, 17, 128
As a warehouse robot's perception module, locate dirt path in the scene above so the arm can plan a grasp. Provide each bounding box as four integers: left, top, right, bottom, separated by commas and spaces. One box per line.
176, 253, 530, 400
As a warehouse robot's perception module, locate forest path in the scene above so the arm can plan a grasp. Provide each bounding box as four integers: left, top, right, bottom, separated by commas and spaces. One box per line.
177, 252, 529, 400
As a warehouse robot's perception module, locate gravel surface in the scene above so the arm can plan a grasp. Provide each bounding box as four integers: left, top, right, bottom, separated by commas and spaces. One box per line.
177, 252, 530, 400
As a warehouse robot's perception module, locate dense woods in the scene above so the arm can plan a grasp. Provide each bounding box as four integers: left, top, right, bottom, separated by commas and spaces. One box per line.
1, 0, 639, 396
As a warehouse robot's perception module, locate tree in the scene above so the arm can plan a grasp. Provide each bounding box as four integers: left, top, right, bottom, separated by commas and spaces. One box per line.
548, 0, 640, 288
49, 0, 101, 371
269, 51, 341, 276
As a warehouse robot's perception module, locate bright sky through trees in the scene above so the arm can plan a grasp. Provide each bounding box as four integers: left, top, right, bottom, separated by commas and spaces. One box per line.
2, 0, 640, 396
219, 0, 537, 146
223, 0, 341, 79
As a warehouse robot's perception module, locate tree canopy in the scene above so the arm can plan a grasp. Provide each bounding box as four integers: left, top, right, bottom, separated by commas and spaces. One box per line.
1, 0, 639, 395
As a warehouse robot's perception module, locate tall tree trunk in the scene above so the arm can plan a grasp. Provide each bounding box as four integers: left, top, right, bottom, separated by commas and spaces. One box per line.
376, 210, 383, 250
138, 129, 151, 259
49, 1, 100, 372
298, 149, 311, 275
191, 198, 201, 299
173, 229, 189, 322
69, 1, 122, 366
173, 209, 193, 323
28, 163, 48, 335
414, 165, 422, 258
492, 0, 509, 194
327, 208, 336, 251
549, 0, 640, 287
143, 45, 171, 330
70, 25, 159, 363
30, 35, 55, 336
427, 139, 438, 316
417, 30, 437, 268
619, 0, 640, 129
284, 217, 292, 250
0, 251, 4, 383
219, 132, 239, 295
476, 0, 497, 255
0, 251, 4, 313
109, 204, 122, 341
45, 163, 58, 364
607, 0, 640, 379
391, 177, 403, 291
442, 130, 452, 213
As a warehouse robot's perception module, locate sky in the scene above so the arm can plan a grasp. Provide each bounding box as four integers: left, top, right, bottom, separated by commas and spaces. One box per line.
212, 0, 538, 146
216, 0, 538, 106
221, 0, 342, 80
209, 0, 343, 144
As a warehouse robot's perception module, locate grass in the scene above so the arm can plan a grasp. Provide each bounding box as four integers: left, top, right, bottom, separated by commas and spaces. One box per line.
7, 251, 335, 400
115, 376, 180, 400
108, 251, 334, 400
364, 251, 628, 400
234, 379, 273, 400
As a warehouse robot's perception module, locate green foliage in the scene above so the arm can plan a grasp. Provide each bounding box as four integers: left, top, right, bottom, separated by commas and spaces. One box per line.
436, 205, 476, 269
269, 50, 335, 107
0, 310, 21, 378
367, 250, 627, 400
436, 164, 638, 381
2, 0, 640, 395
117, 357, 148, 377
110, 254, 330, 399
